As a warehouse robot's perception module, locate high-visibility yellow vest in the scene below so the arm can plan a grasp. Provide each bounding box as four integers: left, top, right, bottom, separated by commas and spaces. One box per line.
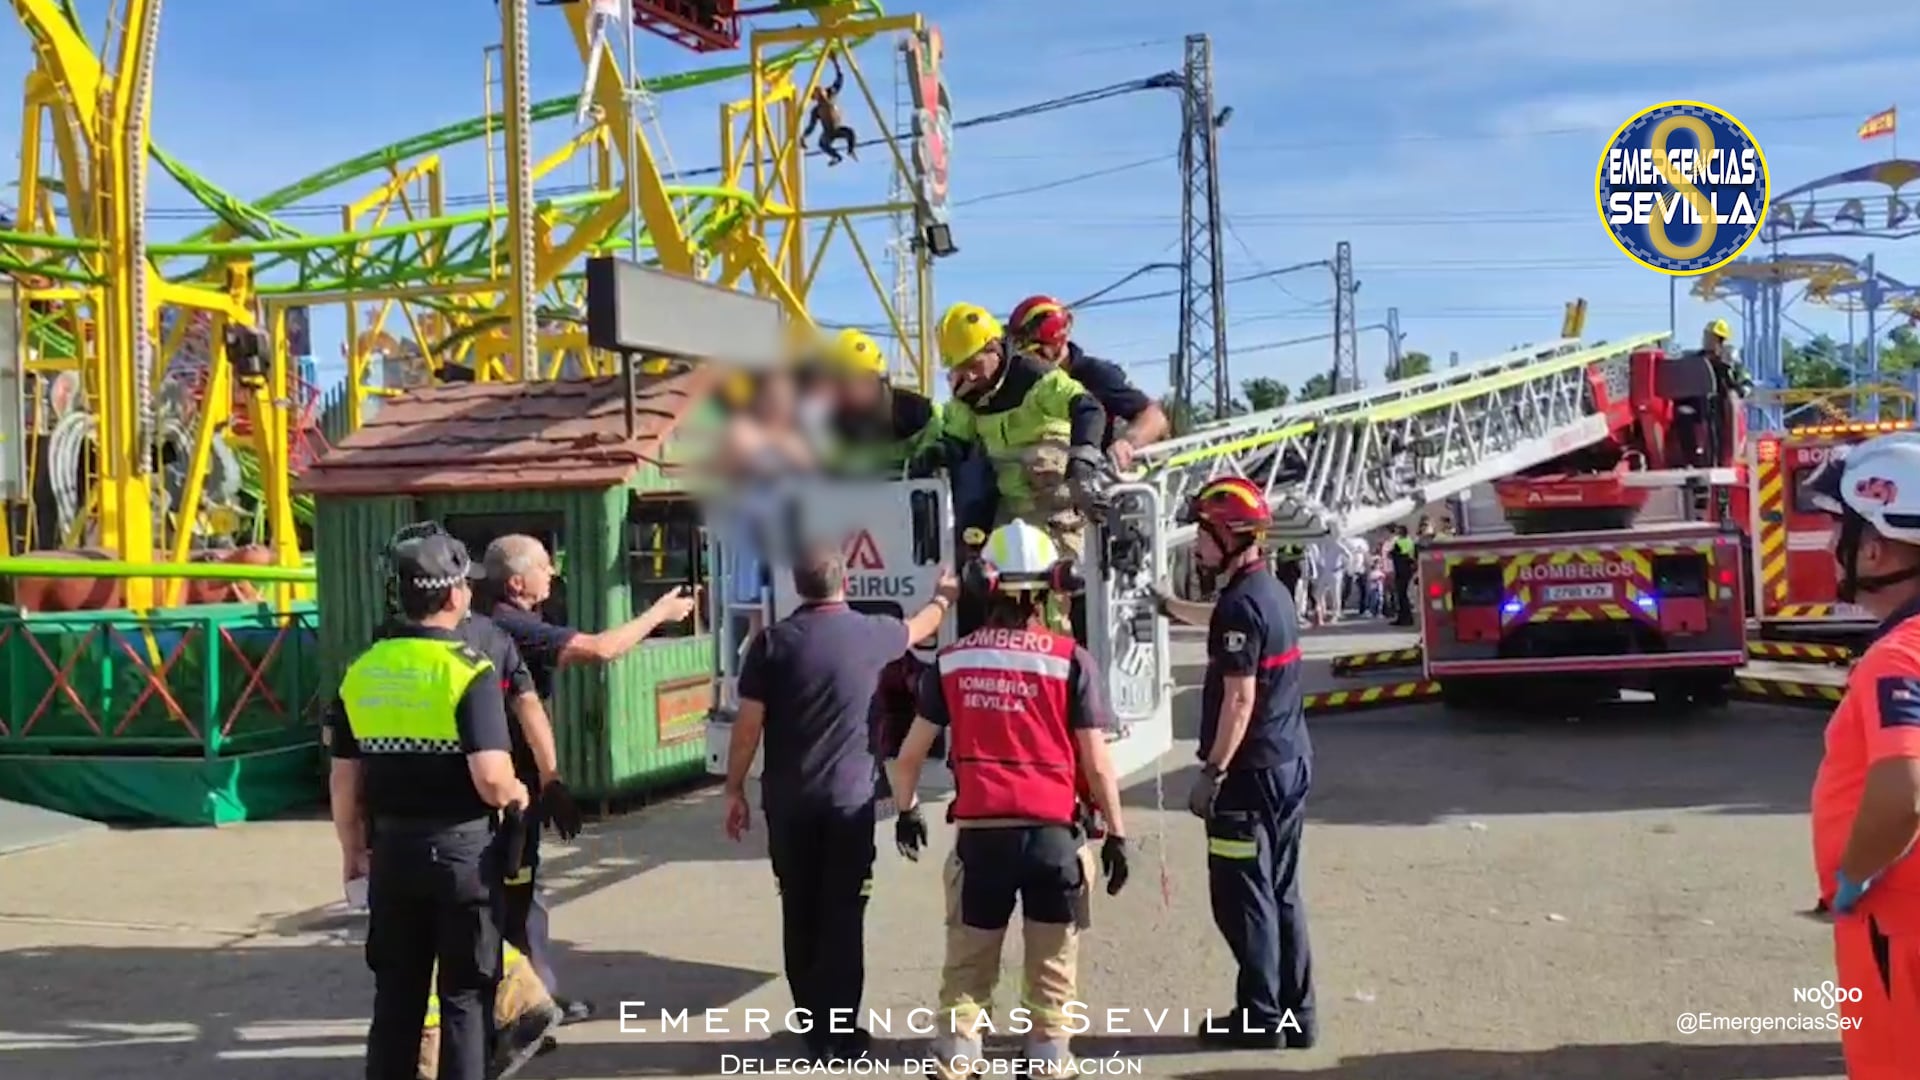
340, 636, 494, 753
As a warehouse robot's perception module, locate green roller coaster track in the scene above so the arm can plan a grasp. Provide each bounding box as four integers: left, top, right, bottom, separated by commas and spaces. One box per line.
2, 0, 886, 537
1, 0, 883, 300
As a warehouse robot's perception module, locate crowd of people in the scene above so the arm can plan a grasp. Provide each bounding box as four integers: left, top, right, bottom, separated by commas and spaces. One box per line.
1271, 519, 1442, 630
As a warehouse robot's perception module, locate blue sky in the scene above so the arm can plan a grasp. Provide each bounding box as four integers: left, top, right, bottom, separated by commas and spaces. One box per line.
7, 0, 1920, 398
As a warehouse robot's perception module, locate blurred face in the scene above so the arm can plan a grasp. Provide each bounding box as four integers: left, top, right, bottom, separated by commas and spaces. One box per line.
450, 579, 474, 618
754, 373, 796, 423
837, 369, 882, 410
1028, 338, 1070, 366
510, 545, 558, 606
1196, 527, 1227, 568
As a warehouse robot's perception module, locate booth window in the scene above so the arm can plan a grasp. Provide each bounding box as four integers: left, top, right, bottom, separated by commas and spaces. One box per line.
441, 511, 570, 625
628, 493, 703, 638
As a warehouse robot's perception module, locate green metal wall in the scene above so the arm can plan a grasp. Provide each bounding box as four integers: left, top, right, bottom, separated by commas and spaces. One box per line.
312, 495, 419, 704
414, 485, 710, 798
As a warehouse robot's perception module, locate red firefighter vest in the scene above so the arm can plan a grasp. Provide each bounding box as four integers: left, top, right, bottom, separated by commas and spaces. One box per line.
938, 625, 1080, 824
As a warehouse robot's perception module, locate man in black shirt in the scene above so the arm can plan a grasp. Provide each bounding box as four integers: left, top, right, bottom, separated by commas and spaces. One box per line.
480, 533, 698, 1026
724, 544, 957, 1061
329, 531, 530, 1080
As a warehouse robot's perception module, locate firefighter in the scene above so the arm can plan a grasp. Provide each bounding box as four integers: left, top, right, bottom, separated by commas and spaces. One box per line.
1006, 295, 1171, 469
328, 530, 529, 1080
820, 326, 943, 475
1799, 435, 1920, 1080
890, 519, 1130, 1075
1179, 475, 1316, 1050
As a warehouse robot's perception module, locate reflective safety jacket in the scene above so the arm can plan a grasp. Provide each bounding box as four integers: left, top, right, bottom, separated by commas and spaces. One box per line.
339, 636, 493, 754
939, 352, 1105, 522
939, 625, 1079, 824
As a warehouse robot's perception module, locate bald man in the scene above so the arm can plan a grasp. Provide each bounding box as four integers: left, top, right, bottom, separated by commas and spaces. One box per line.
481, 534, 698, 1032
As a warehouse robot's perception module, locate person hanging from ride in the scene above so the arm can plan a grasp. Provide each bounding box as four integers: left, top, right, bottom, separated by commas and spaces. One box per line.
802, 53, 858, 166
1007, 295, 1171, 470
915, 302, 1109, 639
890, 519, 1130, 1077
818, 327, 942, 476
1799, 434, 1920, 1079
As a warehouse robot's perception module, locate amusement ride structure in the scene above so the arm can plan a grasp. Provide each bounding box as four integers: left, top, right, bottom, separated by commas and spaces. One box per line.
0, 0, 952, 607
1692, 158, 1920, 428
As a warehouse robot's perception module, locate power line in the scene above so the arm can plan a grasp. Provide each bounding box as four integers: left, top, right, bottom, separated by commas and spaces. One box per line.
953, 155, 1174, 208
130, 77, 1181, 221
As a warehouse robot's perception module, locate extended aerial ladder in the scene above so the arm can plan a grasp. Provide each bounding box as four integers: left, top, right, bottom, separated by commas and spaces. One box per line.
1131, 332, 1672, 545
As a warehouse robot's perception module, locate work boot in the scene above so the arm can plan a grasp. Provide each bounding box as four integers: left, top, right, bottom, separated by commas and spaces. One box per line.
489, 1001, 565, 1079
555, 996, 596, 1025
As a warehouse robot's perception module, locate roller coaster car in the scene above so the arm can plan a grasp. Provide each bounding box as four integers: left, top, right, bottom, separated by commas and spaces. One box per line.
626, 0, 739, 52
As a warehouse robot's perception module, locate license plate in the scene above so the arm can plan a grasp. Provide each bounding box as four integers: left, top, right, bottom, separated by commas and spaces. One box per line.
1543, 583, 1613, 602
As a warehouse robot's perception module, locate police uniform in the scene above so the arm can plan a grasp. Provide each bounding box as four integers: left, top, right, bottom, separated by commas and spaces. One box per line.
330, 535, 516, 1080
1389, 534, 1416, 626
1197, 559, 1315, 1048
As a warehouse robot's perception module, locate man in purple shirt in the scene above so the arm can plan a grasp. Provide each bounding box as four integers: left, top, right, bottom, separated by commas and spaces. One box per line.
723, 544, 957, 1061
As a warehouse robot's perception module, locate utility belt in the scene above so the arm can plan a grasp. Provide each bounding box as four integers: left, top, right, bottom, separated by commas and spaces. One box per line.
370, 814, 494, 837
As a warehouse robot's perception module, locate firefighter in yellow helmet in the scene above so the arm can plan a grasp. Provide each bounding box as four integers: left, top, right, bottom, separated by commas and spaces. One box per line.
922, 303, 1108, 559
1677, 318, 1752, 467
819, 326, 943, 475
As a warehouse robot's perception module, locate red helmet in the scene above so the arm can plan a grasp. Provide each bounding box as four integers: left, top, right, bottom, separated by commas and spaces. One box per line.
1188, 475, 1271, 534
1008, 294, 1074, 348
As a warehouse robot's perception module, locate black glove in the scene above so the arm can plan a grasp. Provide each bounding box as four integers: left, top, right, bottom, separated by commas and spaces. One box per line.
1100, 835, 1129, 895
1187, 766, 1221, 819
895, 804, 928, 861
908, 445, 946, 479
1066, 445, 1107, 509
541, 779, 583, 841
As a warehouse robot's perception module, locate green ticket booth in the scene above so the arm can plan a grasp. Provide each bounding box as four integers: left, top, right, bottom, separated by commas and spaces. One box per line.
297, 366, 719, 797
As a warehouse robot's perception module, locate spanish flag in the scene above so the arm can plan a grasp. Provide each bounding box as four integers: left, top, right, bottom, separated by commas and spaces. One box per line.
1860, 107, 1897, 140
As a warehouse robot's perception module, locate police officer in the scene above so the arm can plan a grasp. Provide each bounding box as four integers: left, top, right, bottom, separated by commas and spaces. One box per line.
1800, 436, 1920, 1079
723, 544, 958, 1061
1176, 475, 1315, 1050
480, 533, 697, 1028
1388, 524, 1417, 627
891, 520, 1130, 1075
349, 522, 571, 1071
328, 530, 529, 1080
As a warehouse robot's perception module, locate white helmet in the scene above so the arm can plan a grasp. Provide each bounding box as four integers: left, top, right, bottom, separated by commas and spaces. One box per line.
970, 519, 1082, 594
1801, 432, 1920, 545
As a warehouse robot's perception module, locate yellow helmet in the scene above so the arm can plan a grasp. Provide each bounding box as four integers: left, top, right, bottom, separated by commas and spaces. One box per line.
829, 327, 886, 377
1706, 318, 1733, 341
937, 303, 1004, 368
720, 371, 755, 408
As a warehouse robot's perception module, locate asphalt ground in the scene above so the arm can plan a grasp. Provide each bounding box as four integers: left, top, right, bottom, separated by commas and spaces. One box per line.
0, 621, 1854, 1079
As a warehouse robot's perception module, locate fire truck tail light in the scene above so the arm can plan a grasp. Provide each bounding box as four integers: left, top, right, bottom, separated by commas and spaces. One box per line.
1428, 582, 1444, 599
1717, 568, 1735, 586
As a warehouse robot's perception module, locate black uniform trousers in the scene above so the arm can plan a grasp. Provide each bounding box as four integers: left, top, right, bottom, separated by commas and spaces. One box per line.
1205, 759, 1316, 1037
365, 817, 504, 1080
1390, 558, 1415, 625
766, 801, 877, 1043
501, 799, 559, 994
953, 824, 1083, 927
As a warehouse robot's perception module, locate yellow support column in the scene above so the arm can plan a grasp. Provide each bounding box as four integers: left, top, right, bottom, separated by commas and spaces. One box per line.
92, 0, 165, 609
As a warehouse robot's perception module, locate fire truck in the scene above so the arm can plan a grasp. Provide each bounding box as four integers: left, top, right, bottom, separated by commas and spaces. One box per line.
1417, 341, 1755, 706
1735, 420, 1914, 641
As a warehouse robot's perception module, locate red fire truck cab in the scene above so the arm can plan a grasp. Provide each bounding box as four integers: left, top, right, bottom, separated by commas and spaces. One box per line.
1736, 420, 1914, 640
1419, 343, 1750, 707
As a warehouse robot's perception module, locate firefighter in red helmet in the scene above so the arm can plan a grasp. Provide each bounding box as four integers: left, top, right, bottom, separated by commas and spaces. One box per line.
1008, 295, 1171, 469
1169, 475, 1317, 1051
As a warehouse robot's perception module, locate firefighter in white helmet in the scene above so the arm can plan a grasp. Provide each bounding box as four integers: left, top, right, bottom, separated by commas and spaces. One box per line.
1799, 433, 1920, 1080
890, 519, 1130, 1076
